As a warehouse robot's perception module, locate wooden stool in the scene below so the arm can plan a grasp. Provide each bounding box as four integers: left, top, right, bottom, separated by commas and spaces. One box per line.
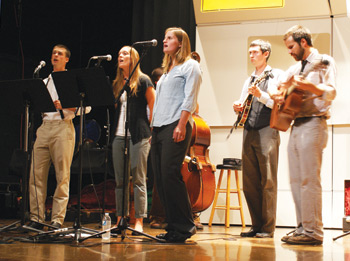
208, 163, 245, 228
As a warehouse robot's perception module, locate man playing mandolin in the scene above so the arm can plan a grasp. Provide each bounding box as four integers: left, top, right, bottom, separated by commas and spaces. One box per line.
274, 25, 336, 245
233, 39, 283, 238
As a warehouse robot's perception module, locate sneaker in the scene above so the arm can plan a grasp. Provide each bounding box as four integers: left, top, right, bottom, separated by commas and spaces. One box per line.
285, 234, 323, 245
281, 234, 291, 242
281, 229, 299, 242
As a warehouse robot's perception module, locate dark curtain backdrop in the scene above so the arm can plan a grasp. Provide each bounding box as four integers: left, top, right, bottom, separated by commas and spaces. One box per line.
0, 0, 134, 183
0, 0, 196, 184
131, 0, 196, 76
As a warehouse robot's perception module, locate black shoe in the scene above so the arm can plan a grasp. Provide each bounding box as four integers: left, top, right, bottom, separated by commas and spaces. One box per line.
26, 221, 44, 230
166, 231, 191, 243
240, 229, 259, 237
48, 222, 61, 230
255, 232, 274, 238
156, 233, 169, 240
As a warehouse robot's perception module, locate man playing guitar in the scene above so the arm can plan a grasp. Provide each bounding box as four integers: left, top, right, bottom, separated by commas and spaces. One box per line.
233, 39, 283, 238
274, 25, 336, 246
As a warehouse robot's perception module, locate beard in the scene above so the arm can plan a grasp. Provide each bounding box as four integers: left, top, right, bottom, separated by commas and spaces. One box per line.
293, 45, 305, 61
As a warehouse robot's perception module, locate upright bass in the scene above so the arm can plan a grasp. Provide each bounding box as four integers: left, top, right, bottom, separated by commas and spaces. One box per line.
181, 52, 216, 213
181, 113, 216, 213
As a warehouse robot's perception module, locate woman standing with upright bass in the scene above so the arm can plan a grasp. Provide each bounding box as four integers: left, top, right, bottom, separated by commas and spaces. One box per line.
151, 27, 202, 243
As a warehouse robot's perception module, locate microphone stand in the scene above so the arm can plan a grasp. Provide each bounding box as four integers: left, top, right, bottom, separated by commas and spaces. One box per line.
0, 69, 52, 234
86, 57, 111, 222
23, 69, 51, 231
101, 107, 110, 218
79, 47, 164, 243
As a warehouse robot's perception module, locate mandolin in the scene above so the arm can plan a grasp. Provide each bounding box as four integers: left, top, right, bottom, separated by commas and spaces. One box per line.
270, 57, 329, 131
227, 70, 273, 139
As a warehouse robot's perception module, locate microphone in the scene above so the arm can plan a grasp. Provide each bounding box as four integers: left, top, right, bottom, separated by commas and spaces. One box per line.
132, 39, 157, 47
91, 54, 112, 61
34, 60, 46, 75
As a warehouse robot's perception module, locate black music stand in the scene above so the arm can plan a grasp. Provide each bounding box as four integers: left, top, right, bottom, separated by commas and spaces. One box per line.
55, 67, 115, 228
0, 78, 56, 233
26, 67, 116, 242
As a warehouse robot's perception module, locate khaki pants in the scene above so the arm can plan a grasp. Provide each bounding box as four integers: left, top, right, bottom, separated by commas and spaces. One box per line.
288, 117, 328, 241
29, 120, 75, 224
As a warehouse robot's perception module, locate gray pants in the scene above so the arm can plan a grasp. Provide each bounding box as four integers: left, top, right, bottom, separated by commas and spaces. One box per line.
112, 136, 150, 218
242, 126, 280, 233
288, 117, 328, 241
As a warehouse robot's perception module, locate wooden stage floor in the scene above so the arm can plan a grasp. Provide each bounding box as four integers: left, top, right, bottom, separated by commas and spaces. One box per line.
1, 219, 350, 260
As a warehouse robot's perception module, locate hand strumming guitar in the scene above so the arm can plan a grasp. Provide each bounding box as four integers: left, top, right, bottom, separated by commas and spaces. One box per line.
270, 76, 301, 105
233, 102, 243, 113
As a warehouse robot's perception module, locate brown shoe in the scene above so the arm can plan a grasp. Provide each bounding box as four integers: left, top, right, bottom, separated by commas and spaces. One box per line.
285, 234, 323, 245
281, 234, 291, 242
150, 217, 167, 229
281, 232, 300, 242
193, 213, 204, 230
194, 220, 204, 230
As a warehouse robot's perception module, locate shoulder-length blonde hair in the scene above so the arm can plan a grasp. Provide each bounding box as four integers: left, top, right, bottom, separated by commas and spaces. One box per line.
112, 46, 143, 98
162, 27, 191, 73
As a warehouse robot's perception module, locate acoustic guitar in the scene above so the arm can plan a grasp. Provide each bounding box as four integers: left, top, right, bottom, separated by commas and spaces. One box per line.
270, 57, 329, 131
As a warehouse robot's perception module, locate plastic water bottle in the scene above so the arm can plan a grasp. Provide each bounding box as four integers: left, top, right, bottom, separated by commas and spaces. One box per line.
102, 213, 111, 240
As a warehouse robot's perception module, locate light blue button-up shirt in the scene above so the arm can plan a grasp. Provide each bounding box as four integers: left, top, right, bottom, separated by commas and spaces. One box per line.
151, 58, 202, 127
